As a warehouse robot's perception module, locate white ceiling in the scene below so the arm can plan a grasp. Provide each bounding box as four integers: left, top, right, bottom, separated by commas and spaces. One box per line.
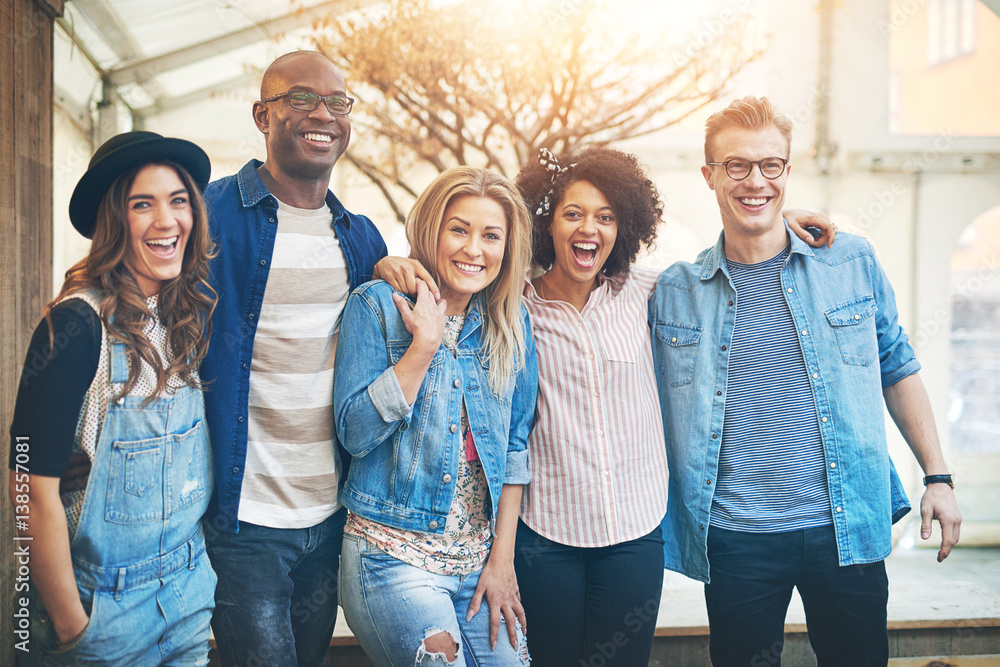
55, 0, 378, 119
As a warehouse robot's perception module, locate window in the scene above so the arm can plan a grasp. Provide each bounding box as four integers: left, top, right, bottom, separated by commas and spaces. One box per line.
927, 0, 977, 66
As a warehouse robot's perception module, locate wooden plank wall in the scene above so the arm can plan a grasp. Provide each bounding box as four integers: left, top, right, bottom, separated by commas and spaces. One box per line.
1, 0, 62, 662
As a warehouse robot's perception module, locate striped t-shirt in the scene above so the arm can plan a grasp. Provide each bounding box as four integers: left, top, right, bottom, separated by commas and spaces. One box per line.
237, 199, 350, 529
520, 268, 668, 548
710, 245, 831, 532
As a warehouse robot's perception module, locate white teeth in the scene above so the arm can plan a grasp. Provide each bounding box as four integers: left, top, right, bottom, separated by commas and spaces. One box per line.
740, 197, 768, 206
145, 236, 178, 246
455, 262, 483, 272
573, 242, 598, 250
304, 132, 333, 143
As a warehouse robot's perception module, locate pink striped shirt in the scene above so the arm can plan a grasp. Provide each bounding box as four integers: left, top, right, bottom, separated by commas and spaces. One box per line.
521, 268, 669, 548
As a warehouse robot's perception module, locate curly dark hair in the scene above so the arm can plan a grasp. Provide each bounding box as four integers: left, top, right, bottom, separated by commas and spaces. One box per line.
515, 147, 663, 277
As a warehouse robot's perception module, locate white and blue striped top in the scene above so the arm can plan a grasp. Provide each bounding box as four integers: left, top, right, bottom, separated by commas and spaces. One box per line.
710, 245, 832, 533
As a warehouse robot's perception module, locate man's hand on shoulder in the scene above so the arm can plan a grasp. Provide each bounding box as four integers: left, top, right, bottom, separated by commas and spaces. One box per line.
374, 257, 440, 298
920, 482, 962, 562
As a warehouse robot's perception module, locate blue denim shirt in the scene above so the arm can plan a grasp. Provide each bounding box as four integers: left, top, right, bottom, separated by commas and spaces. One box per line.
648, 225, 916, 582
333, 281, 538, 533
201, 160, 388, 532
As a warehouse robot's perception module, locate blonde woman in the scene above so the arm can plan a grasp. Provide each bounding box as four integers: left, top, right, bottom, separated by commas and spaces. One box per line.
334, 167, 537, 665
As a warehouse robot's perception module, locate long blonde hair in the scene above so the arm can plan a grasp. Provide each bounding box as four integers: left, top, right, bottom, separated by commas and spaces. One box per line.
406, 167, 532, 395
46, 161, 217, 401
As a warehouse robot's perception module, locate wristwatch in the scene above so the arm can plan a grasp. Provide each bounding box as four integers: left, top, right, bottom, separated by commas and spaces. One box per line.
923, 474, 954, 489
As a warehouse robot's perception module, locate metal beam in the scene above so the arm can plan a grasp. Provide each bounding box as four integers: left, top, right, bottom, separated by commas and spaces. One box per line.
67, 0, 167, 100
55, 14, 106, 76
132, 72, 259, 118
54, 84, 93, 134
106, 0, 381, 88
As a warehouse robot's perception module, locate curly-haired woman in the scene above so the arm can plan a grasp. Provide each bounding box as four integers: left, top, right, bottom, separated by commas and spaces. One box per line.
8, 131, 218, 665
513, 147, 834, 665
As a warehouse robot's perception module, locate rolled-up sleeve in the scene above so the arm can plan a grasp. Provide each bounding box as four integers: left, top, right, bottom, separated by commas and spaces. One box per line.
503, 309, 538, 485
367, 368, 411, 423
870, 253, 922, 387
333, 286, 413, 457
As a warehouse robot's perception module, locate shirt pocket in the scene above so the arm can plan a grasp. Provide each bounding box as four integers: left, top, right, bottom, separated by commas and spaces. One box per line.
654, 322, 702, 387
388, 341, 446, 399
599, 301, 645, 363
477, 353, 512, 405
825, 295, 879, 366
105, 422, 204, 525
168, 420, 212, 516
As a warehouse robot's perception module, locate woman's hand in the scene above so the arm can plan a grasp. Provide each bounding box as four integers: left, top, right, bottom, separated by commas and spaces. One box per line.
391, 280, 448, 405
9, 473, 89, 648
466, 484, 526, 650
467, 556, 526, 651
393, 280, 447, 351
375, 257, 440, 298
55, 613, 90, 648
784, 209, 838, 248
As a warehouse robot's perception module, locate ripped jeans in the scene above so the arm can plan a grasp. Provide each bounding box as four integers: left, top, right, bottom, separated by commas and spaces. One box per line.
340, 534, 529, 666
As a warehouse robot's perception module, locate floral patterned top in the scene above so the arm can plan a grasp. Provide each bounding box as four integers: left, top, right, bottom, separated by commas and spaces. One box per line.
345, 311, 493, 575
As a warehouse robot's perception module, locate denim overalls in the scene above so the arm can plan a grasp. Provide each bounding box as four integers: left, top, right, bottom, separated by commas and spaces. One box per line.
24, 321, 216, 666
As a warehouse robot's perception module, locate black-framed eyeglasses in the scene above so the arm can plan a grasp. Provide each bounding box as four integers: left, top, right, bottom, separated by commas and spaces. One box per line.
706, 157, 788, 180
263, 91, 355, 115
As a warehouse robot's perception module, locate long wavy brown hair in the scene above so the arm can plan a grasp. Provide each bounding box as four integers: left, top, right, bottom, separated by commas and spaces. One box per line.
46, 160, 217, 400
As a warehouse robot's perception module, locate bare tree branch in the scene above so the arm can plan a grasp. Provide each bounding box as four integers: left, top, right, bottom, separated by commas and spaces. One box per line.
312, 0, 765, 217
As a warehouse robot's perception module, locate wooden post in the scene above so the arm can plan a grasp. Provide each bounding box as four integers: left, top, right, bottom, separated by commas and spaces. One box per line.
1, 0, 63, 662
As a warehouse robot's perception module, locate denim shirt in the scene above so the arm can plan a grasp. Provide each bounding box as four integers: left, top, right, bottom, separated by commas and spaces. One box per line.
648, 225, 917, 582
201, 160, 388, 532
333, 281, 538, 534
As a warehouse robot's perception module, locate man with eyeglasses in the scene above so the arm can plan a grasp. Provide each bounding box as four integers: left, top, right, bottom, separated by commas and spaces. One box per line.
648, 96, 961, 666
198, 51, 433, 666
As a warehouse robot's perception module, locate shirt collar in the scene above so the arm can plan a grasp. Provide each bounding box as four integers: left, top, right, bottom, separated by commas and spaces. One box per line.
701, 219, 815, 281
234, 159, 351, 228
523, 270, 621, 303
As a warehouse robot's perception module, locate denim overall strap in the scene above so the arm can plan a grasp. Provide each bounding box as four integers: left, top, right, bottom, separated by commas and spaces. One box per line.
109, 337, 130, 385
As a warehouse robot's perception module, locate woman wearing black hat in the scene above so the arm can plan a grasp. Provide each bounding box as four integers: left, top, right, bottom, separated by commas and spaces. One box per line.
8, 131, 218, 665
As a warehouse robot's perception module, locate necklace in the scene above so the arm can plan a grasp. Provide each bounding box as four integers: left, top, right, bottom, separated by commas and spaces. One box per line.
537, 275, 554, 302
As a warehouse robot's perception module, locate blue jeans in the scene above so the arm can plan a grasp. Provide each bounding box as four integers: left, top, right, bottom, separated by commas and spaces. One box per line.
705, 524, 889, 667
205, 508, 347, 667
339, 534, 529, 666
513, 520, 664, 667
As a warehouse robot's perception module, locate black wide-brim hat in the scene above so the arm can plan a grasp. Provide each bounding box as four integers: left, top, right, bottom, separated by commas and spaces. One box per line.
69, 131, 211, 239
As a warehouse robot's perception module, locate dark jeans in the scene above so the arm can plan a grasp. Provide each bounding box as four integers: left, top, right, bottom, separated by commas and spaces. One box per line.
705, 524, 889, 667
513, 520, 664, 667
205, 507, 347, 667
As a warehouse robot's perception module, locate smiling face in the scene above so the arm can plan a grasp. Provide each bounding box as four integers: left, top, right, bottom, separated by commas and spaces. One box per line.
123, 164, 193, 297
547, 180, 618, 288
435, 195, 508, 315
701, 125, 790, 243
254, 53, 351, 184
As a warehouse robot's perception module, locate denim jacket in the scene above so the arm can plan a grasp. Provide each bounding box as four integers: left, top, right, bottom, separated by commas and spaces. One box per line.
201, 160, 387, 532
648, 225, 917, 582
333, 281, 538, 533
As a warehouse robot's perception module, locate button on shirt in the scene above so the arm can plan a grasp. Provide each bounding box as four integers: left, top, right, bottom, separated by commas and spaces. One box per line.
648, 227, 917, 583
522, 269, 668, 548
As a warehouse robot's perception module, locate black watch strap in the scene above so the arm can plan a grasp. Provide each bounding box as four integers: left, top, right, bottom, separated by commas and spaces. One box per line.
923, 474, 954, 489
